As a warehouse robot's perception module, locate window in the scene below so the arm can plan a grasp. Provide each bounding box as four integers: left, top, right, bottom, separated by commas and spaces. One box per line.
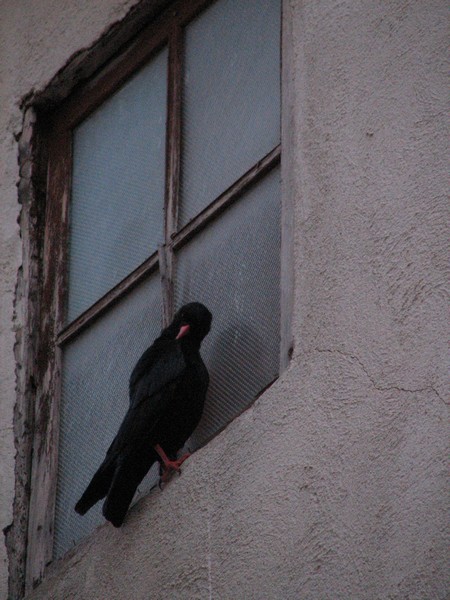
28, 0, 282, 582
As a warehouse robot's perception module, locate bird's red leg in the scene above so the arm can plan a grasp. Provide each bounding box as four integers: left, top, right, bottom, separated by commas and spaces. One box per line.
154, 444, 191, 483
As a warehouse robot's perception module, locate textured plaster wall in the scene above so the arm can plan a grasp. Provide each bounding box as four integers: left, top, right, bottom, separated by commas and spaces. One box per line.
0, 0, 448, 599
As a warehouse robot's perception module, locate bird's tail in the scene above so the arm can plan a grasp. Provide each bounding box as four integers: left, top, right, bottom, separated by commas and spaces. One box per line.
74, 456, 116, 516
102, 451, 154, 527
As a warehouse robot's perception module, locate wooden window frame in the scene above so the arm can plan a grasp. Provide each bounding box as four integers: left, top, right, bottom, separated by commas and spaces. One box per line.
17, 0, 291, 592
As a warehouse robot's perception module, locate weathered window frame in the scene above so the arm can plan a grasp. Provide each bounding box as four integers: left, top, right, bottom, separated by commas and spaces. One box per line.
9, 0, 293, 595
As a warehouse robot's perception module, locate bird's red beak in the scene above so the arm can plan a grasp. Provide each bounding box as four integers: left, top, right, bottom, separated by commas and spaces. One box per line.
176, 324, 190, 340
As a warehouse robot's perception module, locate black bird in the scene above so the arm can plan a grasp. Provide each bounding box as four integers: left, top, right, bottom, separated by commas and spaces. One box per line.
75, 302, 212, 527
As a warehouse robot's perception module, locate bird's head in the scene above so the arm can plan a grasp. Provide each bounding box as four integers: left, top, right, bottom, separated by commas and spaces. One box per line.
171, 302, 212, 345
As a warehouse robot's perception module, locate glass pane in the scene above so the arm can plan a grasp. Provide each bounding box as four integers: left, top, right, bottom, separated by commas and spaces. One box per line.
175, 167, 280, 449
68, 47, 168, 322
55, 275, 162, 558
180, 0, 281, 225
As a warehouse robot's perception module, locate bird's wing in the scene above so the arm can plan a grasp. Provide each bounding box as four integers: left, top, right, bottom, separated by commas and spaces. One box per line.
129, 338, 185, 405
107, 340, 186, 456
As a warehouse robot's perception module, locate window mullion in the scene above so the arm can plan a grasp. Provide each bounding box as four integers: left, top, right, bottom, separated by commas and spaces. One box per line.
161, 22, 183, 326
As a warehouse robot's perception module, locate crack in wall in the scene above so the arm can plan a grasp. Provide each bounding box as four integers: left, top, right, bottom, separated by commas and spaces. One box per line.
314, 347, 447, 406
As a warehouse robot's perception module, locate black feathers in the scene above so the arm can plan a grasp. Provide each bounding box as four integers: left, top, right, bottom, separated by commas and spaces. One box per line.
74, 302, 212, 527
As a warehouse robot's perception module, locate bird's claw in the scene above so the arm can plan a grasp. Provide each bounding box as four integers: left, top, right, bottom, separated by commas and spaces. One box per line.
158, 453, 191, 487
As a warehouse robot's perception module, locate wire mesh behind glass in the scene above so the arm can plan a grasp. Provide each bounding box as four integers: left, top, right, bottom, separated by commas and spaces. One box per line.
54, 0, 281, 559
68, 47, 168, 322
175, 167, 281, 450
180, 0, 281, 225
54, 275, 162, 558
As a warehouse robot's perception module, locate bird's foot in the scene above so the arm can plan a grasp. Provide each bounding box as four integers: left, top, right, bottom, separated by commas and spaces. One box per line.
154, 444, 191, 486
160, 454, 191, 483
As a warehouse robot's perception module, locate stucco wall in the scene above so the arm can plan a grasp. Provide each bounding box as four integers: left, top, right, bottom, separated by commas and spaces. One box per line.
0, 1, 448, 599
